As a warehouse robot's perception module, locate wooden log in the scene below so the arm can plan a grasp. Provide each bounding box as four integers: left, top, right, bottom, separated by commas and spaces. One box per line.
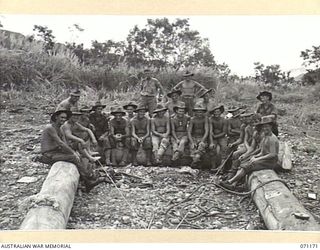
248, 169, 320, 230
20, 161, 79, 230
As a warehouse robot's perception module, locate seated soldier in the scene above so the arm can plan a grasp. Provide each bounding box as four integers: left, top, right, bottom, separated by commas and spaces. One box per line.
41, 109, 105, 192
56, 89, 81, 111
108, 107, 130, 167
131, 105, 152, 166
123, 102, 138, 121
227, 106, 243, 145
165, 89, 184, 117
256, 91, 278, 136
220, 115, 279, 190
188, 103, 209, 168
151, 104, 170, 164
61, 110, 100, 163
89, 101, 111, 162
171, 103, 190, 162
209, 105, 228, 167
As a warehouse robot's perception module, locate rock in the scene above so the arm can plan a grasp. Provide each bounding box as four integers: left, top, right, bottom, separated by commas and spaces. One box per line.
155, 221, 163, 229
307, 193, 317, 200
169, 218, 180, 224
211, 221, 222, 229
17, 176, 38, 183
122, 216, 131, 224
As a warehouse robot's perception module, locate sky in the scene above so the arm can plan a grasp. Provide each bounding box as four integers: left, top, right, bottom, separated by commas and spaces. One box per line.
0, 15, 319, 76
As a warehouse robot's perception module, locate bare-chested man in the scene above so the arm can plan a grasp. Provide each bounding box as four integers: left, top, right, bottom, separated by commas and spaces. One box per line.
151, 104, 170, 164
220, 115, 279, 190
188, 103, 209, 167
173, 71, 206, 116
165, 89, 184, 117
56, 89, 81, 111
41, 109, 104, 192
61, 110, 100, 163
198, 88, 215, 113
171, 103, 190, 162
131, 105, 153, 166
227, 107, 243, 144
123, 102, 138, 121
209, 105, 228, 165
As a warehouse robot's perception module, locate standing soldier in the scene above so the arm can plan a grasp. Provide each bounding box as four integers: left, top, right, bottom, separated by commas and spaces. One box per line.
173, 71, 206, 116
56, 89, 81, 111
198, 88, 215, 115
209, 105, 228, 166
151, 104, 170, 164
140, 69, 166, 116
171, 103, 190, 162
165, 89, 185, 117
220, 115, 279, 190
40, 109, 105, 192
108, 107, 130, 167
131, 105, 153, 166
256, 91, 278, 136
188, 103, 209, 168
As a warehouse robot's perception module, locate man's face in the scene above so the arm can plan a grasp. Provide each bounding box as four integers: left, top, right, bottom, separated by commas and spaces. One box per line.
56, 113, 68, 126
70, 115, 80, 123
138, 110, 146, 118
126, 106, 135, 115
213, 109, 221, 117
95, 107, 103, 114
70, 95, 80, 103
171, 93, 179, 101
176, 108, 185, 117
194, 110, 205, 118
260, 95, 270, 103
157, 110, 166, 118
262, 124, 272, 135
114, 113, 122, 120
144, 72, 152, 79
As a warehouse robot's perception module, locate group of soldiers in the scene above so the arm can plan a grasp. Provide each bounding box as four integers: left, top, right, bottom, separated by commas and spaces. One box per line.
40, 69, 280, 192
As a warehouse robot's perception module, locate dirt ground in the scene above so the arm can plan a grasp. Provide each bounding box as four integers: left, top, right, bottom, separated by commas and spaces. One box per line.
0, 95, 319, 230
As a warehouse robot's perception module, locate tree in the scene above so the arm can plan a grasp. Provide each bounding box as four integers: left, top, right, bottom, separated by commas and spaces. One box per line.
300, 45, 320, 85
125, 18, 216, 71
254, 62, 283, 86
33, 25, 55, 53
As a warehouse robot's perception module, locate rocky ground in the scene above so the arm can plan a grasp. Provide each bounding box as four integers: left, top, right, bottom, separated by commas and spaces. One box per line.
0, 95, 319, 230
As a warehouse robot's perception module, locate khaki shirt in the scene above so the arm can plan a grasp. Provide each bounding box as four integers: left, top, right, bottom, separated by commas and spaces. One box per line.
140, 77, 162, 97
56, 97, 79, 111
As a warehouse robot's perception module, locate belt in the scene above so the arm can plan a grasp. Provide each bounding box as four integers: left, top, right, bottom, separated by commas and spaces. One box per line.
182, 95, 194, 98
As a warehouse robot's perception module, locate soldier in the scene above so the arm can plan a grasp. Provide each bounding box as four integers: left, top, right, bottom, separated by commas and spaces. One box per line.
56, 89, 81, 111
89, 101, 109, 140
131, 105, 153, 166
256, 91, 278, 136
61, 110, 100, 163
41, 110, 105, 192
123, 102, 138, 121
209, 105, 228, 166
151, 104, 170, 164
220, 115, 279, 190
140, 69, 166, 116
188, 103, 209, 168
198, 88, 215, 113
108, 107, 130, 167
165, 89, 184, 117
171, 103, 190, 162
227, 106, 243, 145
172, 71, 206, 116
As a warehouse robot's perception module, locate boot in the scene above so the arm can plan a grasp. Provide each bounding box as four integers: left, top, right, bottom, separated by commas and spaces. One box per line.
84, 176, 106, 193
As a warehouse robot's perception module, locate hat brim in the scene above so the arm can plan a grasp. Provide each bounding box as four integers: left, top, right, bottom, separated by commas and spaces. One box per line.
209, 105, 224, 114
255, 121, 273, 126
51, 110, 72, 122
70, 93, 81, 97
92, 105, 106, 110
153, 108, 168, 113
193, 108, 207, 112
123, 104, 138, 110
111, 111, 126, 116
183, 73, 194, 77
134, 108, 148, 112
199, 89, 213, 98
167, 90, 182, 98
227, 107, 240, 113
256, 92, 272, 101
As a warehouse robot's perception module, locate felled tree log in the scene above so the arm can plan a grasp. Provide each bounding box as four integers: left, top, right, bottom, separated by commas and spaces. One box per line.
20, 161, 79, 230
248, 169, 320, 230
278, 141, 293, 170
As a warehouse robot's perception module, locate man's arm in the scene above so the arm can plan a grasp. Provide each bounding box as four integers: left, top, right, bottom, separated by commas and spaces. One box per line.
163, 117, 170, 138
48, 127, 77, 155
142, 118, 150, 140
61, 124, 85, 145
254, 137, 279, 161
173, 81, 183, 90
76, 122, 97, 144
151, 118, 161, 137
213, 120, 227, 139
187, 118, 194, 147
171, 119, 178, 141
201, 117, 209, 142
131, 120, 140, 140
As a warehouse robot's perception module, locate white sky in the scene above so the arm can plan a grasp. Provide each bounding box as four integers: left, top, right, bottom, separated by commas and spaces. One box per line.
0, 15, 319, 76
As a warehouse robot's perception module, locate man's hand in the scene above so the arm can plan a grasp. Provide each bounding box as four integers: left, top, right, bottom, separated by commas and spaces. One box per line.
73, 152, 81, 164
209, 143, 215, 150
80, 139, 86, 146
190, 142, 195, 150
